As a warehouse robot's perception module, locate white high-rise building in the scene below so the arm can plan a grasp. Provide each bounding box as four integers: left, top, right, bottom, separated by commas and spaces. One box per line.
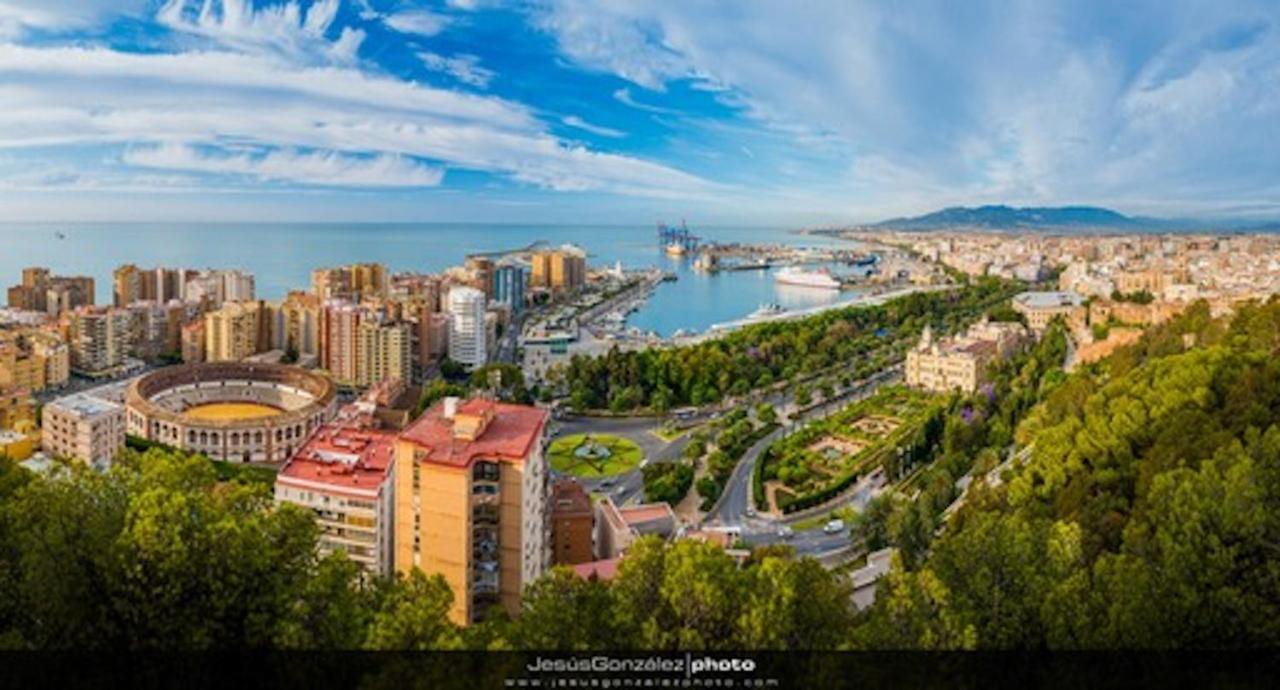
447, 286, 487, 370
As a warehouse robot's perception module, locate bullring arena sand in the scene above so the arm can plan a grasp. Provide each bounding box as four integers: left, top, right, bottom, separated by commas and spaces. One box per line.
182, 403, 282, 421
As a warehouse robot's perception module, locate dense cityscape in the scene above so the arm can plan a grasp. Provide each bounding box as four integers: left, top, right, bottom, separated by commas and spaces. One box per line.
4, 224, 1280, 656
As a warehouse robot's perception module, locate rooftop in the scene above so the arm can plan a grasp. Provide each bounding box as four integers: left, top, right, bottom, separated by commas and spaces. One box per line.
1013, 291, 1085, 309
571, 557, 621, 582
551, 479, 592, 517
278, 423, 395, 495
47, 393, 123, 419
399, 398, 547, 468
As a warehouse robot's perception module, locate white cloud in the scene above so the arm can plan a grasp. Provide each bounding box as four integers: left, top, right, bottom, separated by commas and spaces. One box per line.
561, 115, 625, 138
157, 0, 364, 64
534, 1, 687, 90
123, 143, 446, 187
0, 0, 146, 37
611, 87, 679, 115
0, 43, 719, 199
537, 0, 1280, 219
383, 8, 452, 37
417, 51, 495, 88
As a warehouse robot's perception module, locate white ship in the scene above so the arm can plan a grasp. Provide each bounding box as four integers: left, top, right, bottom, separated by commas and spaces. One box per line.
774, 266, 841, 290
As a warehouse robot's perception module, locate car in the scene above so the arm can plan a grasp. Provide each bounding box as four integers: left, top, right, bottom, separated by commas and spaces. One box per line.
822, 519, 845, 534
599, 479, 615, 489
776, 526, 794, 539
745, 508, 757, 518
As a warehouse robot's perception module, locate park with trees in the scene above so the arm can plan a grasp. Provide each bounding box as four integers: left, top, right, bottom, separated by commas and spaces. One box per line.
554, 276, 1024, 413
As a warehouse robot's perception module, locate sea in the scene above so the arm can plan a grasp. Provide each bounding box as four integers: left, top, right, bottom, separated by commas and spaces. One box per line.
0, 223, 866, 337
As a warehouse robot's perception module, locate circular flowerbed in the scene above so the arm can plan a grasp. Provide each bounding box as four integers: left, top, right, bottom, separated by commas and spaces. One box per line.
548, 433, 643, 477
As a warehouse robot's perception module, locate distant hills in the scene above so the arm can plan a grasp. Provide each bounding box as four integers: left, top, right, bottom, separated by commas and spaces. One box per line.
875, 205, 1146, 230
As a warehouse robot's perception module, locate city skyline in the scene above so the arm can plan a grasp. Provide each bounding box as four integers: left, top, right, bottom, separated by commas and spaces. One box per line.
0, 0, 1278, 224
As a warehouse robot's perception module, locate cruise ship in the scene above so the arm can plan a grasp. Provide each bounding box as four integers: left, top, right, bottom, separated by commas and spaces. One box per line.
774, 266, 841, 290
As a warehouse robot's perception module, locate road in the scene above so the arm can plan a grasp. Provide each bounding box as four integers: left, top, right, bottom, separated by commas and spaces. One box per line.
549, 414, 692, 506
703, 366, 902, 527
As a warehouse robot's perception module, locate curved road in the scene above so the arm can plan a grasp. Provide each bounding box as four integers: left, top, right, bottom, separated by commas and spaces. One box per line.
704, 366, 901, 527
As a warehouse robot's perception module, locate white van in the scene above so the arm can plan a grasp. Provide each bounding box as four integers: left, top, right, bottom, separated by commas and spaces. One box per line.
822, 519, 845, 534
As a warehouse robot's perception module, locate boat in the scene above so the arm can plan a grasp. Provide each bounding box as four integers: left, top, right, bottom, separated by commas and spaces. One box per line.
774, 266, 841, 290
745, 303, 786, 321
665, 243, 687, 257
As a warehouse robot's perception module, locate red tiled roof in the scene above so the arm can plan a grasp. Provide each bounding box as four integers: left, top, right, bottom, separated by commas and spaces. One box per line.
398, 398, 547, 468
278, 424, 395, 496
552, 479, 592, 517
571, 557, 621, 582
617, 504, 675, 527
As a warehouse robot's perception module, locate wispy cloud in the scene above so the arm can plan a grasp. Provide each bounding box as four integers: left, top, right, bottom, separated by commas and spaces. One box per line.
561, 115, 625, 138
538, 0, 1280, 219
383, 8, 452, 37
417, 51, 495, 88
123, 143, 446, 187
0, 43, 719, 199
157, 0, 364, 64
612, 87, 679, 115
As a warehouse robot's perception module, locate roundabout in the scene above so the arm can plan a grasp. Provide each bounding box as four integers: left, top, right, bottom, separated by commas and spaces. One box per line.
548, 433, 643, 477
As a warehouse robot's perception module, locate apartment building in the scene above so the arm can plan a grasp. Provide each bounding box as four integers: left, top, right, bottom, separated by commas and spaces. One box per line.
42, 392, 126, 467
493, 262, 528, 315
113, 265, 191, 307
7, 268, 94, 316
183, 270, 255, 306
356, 318, 412, 388
447, 286, 487, 370
529, 248, 586, 291
0, 329, 69, 393
204, 301, 265, 362
275, 403, 397, 576
393, 397, 549, 625
312, 263, 389, 302
67, 306, 132, 376
550, 479, 594, 566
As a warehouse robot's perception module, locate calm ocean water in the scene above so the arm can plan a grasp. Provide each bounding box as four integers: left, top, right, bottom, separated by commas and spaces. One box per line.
0, 223, 861, 336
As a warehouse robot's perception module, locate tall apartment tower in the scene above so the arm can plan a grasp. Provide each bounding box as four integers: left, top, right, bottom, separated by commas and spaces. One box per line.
464, 256, 496, 300
446, 286, 487, 370
312, 264, 389, 302
356, 318, 412, 388
492, 263, 527, 314
393, 397, 549, 625
67, 307, 131, 376
204, 301, 263, 362
320, 301, 362, 385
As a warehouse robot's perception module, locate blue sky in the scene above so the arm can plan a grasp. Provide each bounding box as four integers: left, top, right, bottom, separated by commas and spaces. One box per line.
0, 0, 1277, 224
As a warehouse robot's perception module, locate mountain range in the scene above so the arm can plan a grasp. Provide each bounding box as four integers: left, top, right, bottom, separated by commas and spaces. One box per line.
874, 205, 1145, 230
869, 204, 1280, 232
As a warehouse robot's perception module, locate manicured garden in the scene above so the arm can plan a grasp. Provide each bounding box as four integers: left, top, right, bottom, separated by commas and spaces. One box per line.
757, 386, 945, 513
547, 433, 643, 477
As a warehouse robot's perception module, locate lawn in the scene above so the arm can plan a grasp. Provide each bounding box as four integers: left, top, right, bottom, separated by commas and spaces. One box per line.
547, 433, 644, 477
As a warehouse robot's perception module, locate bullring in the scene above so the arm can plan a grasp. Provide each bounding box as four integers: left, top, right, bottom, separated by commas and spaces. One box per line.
125, 362, 338, 464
